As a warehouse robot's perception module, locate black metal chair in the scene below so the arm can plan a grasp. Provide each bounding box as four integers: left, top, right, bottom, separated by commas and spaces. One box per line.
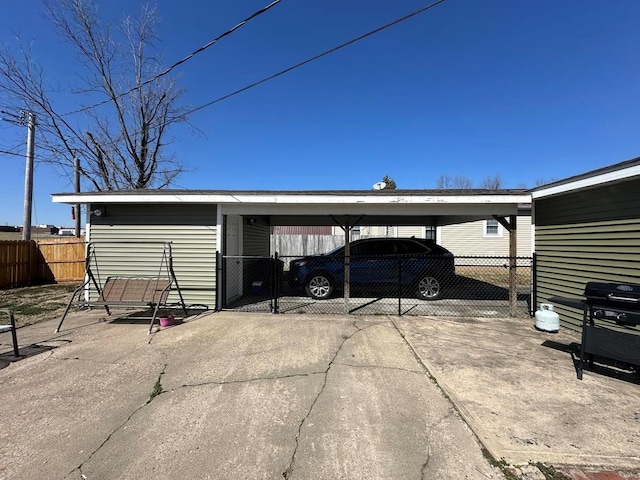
1, 310, 19, 357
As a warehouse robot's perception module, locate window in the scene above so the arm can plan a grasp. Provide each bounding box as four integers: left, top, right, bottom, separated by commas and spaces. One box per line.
484, 219, 502, 237
425, 226, 436, 241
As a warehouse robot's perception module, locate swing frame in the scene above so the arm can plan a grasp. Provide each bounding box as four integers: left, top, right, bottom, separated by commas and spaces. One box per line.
56, 241, 188, 334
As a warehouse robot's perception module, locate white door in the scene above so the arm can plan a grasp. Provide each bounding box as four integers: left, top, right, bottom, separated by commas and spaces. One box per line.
225, 215, 242, 303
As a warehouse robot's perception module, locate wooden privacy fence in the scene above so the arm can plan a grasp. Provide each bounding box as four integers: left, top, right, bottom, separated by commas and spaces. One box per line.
0, 239, 86, 289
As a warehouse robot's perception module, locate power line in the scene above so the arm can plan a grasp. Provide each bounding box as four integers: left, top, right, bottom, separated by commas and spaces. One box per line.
0, 148, 24, 158
180, 0, 447, 118
62, 0, 282, 117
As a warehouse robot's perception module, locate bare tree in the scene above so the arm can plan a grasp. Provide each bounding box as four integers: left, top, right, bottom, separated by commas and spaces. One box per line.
436, 174, 473, 189
0, 0, 188, 190
478, 174, 503, 189
453, 175, 473, 189
534, 177, 558, 187
436, 174, 452, 189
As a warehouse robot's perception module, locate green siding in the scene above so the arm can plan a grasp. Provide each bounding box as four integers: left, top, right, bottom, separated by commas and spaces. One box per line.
535, 178, 640, 332
536, 180, 640, 226
88, 203, 217, 308
243, 219, 270, 256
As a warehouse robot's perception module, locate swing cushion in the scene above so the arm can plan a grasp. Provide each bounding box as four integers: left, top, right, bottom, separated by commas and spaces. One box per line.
97, 277, 172, 305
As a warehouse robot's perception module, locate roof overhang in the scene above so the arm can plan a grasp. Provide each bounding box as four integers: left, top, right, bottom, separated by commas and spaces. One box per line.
52, 189, 532, 227
532, 157, 640, 199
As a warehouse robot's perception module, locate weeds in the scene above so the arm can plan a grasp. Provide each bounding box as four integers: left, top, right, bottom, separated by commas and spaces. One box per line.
147, 366, 167, 404
481, 448, 519, 480
534, 463, 571, 480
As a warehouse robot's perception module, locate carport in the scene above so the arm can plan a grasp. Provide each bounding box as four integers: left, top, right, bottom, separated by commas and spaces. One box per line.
52, 188, 531, 316
216, 189, 530, 316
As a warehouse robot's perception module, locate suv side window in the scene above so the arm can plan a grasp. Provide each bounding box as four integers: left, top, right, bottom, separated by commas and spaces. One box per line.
395, 240, 429, 255
350, 241, 373, 256
351, 240, 394, 256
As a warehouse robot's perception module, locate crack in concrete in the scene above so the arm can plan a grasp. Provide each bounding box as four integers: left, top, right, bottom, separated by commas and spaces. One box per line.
66, 361, 168, 478
336, 362, 425, 375
282, 321, 362, 479
175, 370, 326, 390
420, 445, 431, 480
49, 354, 129, 366
418, 411, 456, 480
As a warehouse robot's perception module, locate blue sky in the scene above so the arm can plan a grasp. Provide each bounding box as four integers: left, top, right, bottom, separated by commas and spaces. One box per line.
1, 0, 639, 227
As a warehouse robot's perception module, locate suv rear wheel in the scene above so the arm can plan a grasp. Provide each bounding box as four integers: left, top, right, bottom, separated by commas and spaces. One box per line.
305, 274, 334, 300
416, 274, 442, 301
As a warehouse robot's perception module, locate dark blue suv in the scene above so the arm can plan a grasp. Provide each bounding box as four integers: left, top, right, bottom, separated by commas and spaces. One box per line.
288, 238, 455, 300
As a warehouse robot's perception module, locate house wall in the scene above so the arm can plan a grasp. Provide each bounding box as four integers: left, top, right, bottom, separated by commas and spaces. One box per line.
440, 216, 532, 257
88, 203, 217, 308
534, 178, 640, 331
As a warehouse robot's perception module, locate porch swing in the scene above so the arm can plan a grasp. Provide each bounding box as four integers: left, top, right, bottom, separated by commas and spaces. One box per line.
56, 241, 188, 334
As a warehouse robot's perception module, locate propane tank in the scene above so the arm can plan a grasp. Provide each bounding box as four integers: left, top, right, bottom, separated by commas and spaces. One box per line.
535, 303, 560, 332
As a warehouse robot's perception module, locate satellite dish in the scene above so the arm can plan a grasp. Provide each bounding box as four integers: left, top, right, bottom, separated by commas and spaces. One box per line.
372, 181, 387, 190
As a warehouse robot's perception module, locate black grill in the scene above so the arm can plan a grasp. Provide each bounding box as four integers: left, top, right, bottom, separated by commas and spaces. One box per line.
583, 282, 640, 327
548, 282, 640, 379
577, 281, 640, 380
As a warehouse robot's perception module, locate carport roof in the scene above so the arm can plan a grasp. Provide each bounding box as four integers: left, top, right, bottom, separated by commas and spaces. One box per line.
52, 189, 531, 227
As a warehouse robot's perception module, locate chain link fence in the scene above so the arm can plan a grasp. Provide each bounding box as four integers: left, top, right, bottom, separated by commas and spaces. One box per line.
218, 253, 533, 318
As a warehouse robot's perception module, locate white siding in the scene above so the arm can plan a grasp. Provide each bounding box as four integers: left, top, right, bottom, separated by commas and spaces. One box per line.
440, 216, 532, 257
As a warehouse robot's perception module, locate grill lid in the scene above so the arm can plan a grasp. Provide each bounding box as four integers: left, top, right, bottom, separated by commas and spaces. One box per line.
584, 282, 640, 310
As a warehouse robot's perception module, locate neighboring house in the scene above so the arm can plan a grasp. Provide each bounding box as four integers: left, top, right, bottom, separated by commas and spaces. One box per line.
532, 157, 640, 331
438, 216, 532, 258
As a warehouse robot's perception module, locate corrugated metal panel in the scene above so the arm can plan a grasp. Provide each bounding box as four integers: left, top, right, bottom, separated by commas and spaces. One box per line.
88, 203, 217, 308
440, 216, 532, 256
535, 179, 640, 332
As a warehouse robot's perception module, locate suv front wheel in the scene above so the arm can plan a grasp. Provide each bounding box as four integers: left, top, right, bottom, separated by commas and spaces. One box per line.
305, 274, 335, 300
416, 274, 442, 301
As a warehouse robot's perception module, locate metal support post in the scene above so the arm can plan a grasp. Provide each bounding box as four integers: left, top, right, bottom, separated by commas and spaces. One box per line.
74, 156, 81, 237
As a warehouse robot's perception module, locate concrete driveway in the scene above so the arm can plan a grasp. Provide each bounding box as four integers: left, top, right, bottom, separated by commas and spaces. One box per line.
0, 311, 638, 479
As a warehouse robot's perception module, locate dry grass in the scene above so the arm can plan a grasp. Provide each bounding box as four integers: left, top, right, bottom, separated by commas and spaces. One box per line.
456, 265, 531, 286
0, 283, 78, 327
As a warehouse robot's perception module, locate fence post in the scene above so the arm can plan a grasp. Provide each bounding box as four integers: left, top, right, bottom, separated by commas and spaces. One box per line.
273, 252, 280, 314
215, 251, 221, 311
398, 258, 402, 316
29, 240, 38, 285
531, 253, 537, 316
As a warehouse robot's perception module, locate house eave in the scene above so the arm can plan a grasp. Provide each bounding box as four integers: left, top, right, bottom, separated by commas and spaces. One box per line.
531, 158, 640, 199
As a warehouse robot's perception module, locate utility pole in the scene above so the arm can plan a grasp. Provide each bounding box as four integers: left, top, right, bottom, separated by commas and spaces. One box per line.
74, 156, 81, 237
22, 112, 36, 241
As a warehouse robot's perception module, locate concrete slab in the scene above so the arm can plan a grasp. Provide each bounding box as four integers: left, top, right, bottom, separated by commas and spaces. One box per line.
394, 315, 640, 471
0, 312, 501, 480
1, 310, 638, 479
